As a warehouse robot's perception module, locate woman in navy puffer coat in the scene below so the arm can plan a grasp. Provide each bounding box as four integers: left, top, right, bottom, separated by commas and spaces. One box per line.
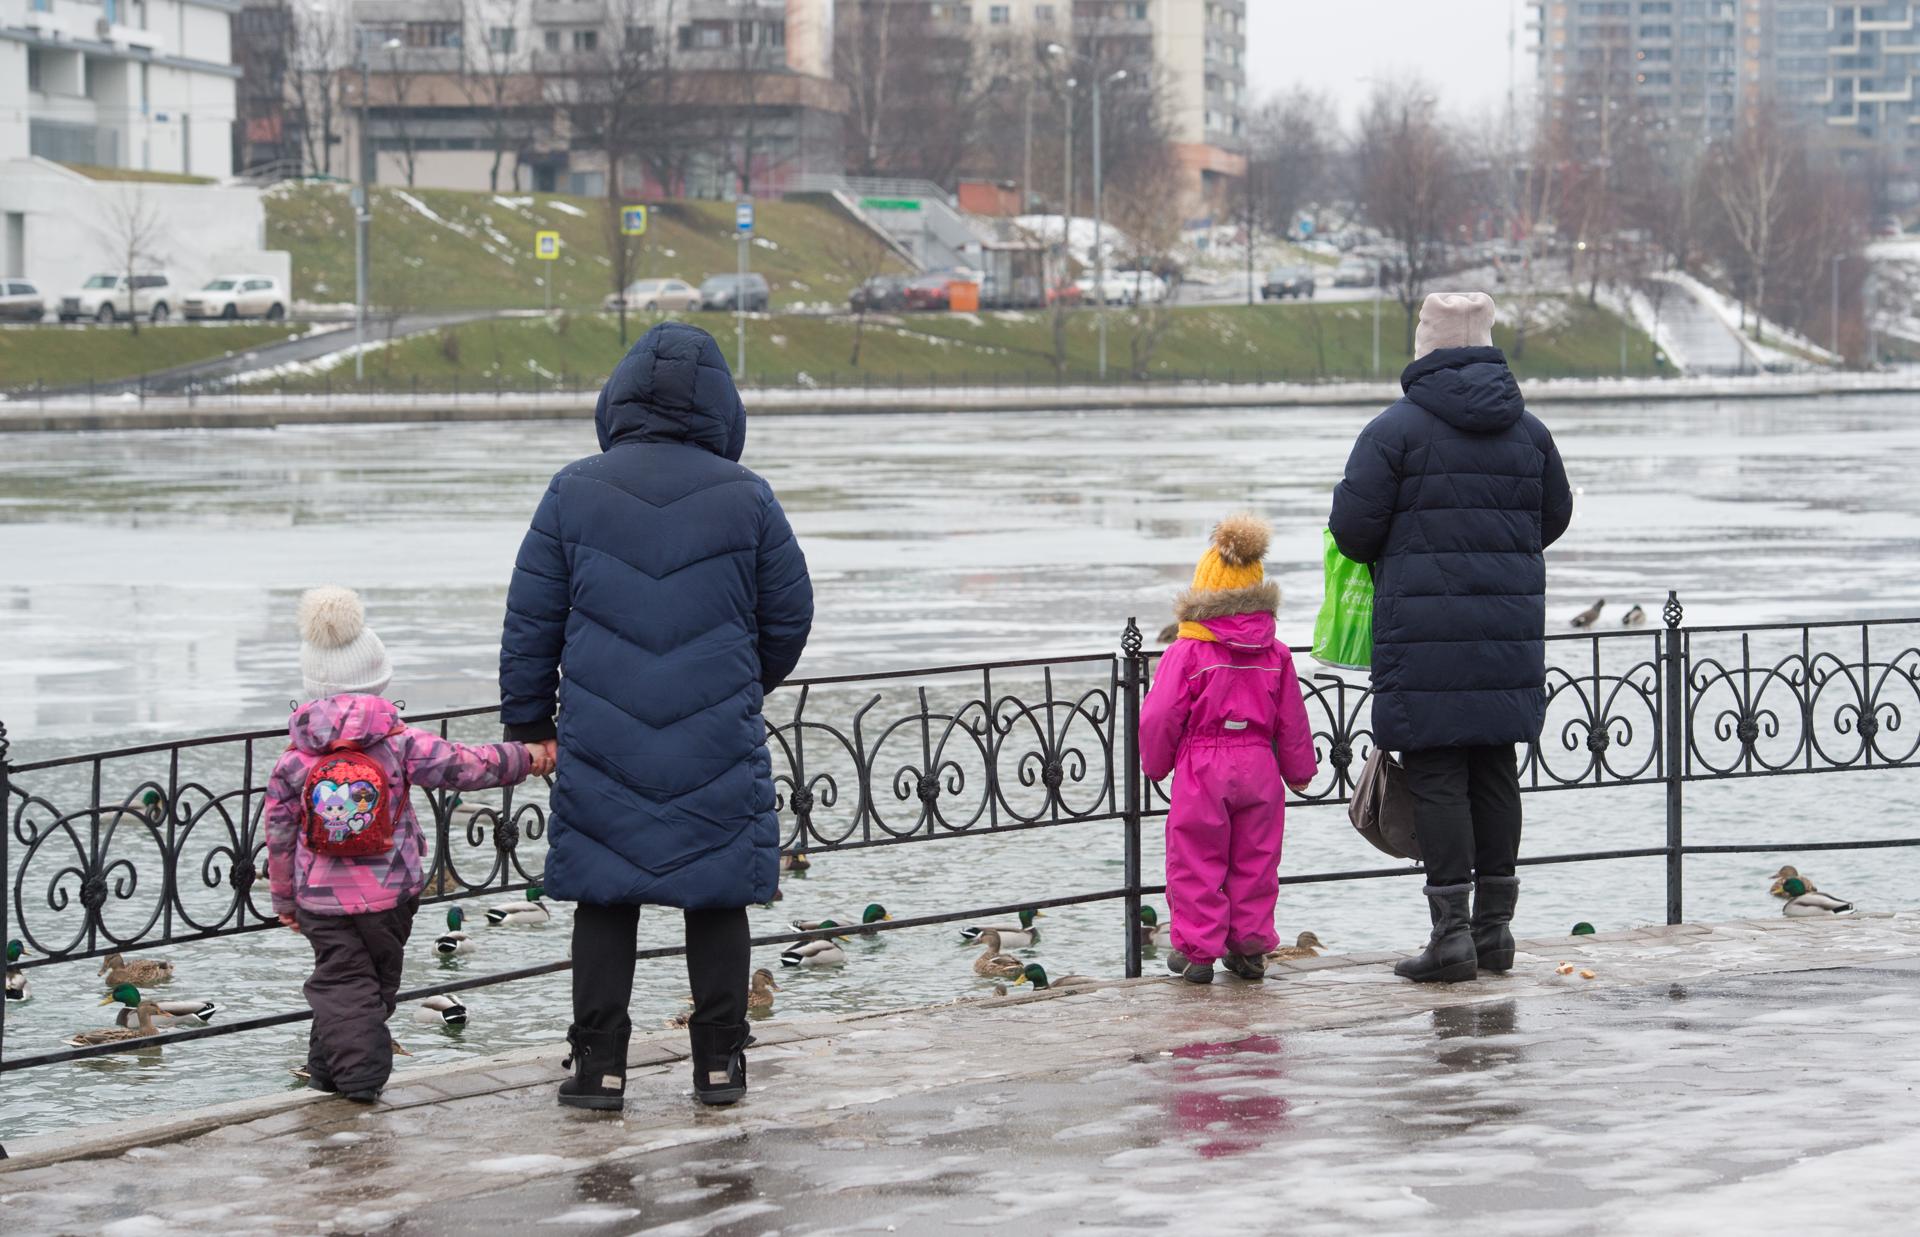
1329, 292, 1571, 988
500, 321, 812, 1109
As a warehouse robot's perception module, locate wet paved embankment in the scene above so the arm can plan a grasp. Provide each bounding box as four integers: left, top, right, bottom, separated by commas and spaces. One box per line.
4, 913, 1918, 1234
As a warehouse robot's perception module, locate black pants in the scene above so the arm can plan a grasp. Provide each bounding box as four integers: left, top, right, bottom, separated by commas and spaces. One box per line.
1400, 745, 1523, 888
299, 896, 418, 1092
572, 903, 749, 1040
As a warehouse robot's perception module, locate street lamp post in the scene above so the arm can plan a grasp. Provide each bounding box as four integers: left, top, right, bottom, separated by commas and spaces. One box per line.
1831, 252, 1843, 361
354, 34, 402, 382
1063, 79, 1075, 304
1050, 44, 1123, 380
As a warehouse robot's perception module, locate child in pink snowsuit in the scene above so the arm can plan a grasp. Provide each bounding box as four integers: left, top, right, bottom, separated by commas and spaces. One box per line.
1141, 515, 1318, 984
265, 587, 551, 1101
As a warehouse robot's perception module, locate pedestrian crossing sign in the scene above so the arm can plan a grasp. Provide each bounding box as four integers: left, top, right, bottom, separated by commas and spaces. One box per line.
535, 230, 561, 260
621, 206, 649, 236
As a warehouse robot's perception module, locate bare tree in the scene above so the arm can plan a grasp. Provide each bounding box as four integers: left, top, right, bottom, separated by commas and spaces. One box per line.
1108, 159, 1185, 379
1709, 112, 1796, 342
1246, 88, 1337, 237
828, 215, 899, 368
1352, 80, 1467, 354
96, 187, 168, 336
834, 0, 986, 183
461, 0, 536, 192
289, 4, 347, 176
381, 44, 424, 187
1463, 107, 1559, 360
547, 0, 678, 343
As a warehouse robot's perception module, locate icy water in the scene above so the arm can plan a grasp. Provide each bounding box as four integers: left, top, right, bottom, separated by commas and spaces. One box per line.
3, 394, 1920, 1140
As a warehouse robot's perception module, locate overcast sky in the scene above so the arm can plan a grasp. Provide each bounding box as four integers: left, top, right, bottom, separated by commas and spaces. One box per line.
1245, 0, 1524, 123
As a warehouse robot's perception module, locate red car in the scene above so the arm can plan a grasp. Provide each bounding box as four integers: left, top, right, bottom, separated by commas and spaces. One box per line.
901, 273, 952, 311
1045, 283, 1084, 307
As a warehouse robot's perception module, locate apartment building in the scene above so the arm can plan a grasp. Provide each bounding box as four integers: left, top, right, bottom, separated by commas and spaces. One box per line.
0, 0, 240, 177
309, 0, 845, 194
1073, 0, 1246, 203
1821, 2, 1920, 176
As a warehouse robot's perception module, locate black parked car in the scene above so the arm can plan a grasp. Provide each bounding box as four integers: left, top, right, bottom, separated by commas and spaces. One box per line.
849, 275, 908, 312
699, 272, 772, 312
1261, 267, 1317, 300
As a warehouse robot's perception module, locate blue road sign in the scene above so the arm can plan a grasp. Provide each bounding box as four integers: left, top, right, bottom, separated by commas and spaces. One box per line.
1297, 216, 1315, 240
621, 205, 649, 236
736, 199, 755, 234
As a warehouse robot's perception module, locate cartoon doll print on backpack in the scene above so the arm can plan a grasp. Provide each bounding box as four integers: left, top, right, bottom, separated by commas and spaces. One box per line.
302, 752, 395, 857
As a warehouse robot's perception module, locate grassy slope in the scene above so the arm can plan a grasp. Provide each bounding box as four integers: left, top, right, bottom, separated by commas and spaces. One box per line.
0, 323, 307, 387
59, 162, 214, 185
265, 184, 905, 311
247, 298, 1662, 392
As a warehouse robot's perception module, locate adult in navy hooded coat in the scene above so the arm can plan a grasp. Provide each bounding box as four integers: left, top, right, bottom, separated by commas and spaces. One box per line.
1329, 292, 1571, 987
499, 322, 812, 1109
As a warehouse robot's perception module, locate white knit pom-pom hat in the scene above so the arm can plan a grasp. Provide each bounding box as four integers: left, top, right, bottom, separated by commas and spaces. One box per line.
297, 586, 393, 701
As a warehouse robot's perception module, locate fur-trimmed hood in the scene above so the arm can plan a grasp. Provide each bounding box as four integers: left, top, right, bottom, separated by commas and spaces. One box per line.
1158, 581, 1281, 643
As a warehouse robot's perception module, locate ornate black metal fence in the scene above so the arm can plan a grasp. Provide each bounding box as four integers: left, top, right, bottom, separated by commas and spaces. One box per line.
5, 593, 1919, 1084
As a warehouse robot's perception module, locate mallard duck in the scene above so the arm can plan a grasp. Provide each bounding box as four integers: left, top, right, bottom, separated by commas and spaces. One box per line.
959, 907, 1042, 948
6, 939, 28, 1002
748, 967, 779, 1012
485, 885, 552, 926
1266, 931, 1325, 962
1780, 877, 1853, 917
1769, 866, 1816, 898
1621, 604, 1647, 627
434, 907, 476, 958
98, 951, 174, 987
779, 932, 848, 967
1013, 963, 1094, 991
779, 851, 812, 873
1571, 922, 1597, 935
67, 983, 162, 1047
791, 904, 889, 933
1136, 907, 1170, 950
412, 994, 469, 1026
972, 931, 1026, 979
118, 998, 218, 1029
1570, 599, 1605, 628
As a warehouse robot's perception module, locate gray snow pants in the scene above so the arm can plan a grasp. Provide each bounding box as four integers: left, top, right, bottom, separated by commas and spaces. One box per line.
298, 896, 418, 1094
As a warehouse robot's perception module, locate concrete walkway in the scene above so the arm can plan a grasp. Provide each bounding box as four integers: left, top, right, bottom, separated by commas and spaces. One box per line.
6, 370, 1920, 433
4, 913, 1918, 1235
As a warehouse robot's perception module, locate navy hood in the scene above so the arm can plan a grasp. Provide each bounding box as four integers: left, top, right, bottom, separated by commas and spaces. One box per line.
594, 322, 746, 460
1400, 345, 1524, 434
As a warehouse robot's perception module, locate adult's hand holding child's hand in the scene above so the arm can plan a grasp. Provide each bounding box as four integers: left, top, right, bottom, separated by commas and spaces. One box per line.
527, 741, 557, 777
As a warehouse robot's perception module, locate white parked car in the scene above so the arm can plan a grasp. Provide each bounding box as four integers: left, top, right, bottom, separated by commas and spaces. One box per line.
59, 272, 174, 323
604, 278, 702, 312
183, 275, 288, 321
1074, 271, 1169, 307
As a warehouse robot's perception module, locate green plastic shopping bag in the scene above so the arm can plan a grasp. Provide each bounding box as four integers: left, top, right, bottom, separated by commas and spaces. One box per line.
1312, 529, 1373, 671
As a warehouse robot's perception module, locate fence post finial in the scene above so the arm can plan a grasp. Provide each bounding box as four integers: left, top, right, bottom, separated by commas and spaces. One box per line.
1122, 617, 1143, 658
1663, 590, 1684, 630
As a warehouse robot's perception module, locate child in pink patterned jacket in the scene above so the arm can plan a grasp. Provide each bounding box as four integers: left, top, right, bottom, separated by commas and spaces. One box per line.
265, 587, 551, 1101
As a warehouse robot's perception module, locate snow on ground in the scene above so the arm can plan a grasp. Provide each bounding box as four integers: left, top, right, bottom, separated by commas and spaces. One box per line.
1663, 268, 1837, 365
1595, 282, 1690, 371
491, 195, 534, 211
390, 189, 475, 239
1009, 215, 1135, 267
545, 200, 588, 218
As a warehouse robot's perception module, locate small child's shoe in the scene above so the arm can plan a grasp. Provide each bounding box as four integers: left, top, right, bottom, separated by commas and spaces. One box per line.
1223, 952, 1267, 982
342, 1088, 381, 1104
1166, 950, 1215, 985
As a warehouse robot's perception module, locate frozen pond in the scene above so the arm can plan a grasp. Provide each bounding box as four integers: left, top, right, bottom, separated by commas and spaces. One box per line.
3, 394, 1919, 1139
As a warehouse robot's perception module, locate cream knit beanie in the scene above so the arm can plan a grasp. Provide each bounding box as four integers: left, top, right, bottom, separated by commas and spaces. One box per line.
1413, 291, 1497, 359
298, 586, 393, 701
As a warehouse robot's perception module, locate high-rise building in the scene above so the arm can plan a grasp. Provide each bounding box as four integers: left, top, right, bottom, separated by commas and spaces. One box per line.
1, 0, 240, 177
1530, 0, 1758, 148
1820, 2, 1920, 176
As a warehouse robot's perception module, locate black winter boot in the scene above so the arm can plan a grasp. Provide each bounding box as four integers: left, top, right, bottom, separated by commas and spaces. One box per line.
1472, 876, 1520, 974
1393, 884, 1479, 984
1222, 942, 1268, 982
689, 1023, 748, 1106
1166, 950, 1215, 985
557, 1027, 628, 1111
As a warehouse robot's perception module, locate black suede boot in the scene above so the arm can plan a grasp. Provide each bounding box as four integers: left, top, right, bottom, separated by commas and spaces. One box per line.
1472, 876, 1520, 974
557, 1027, 628, 1111
689, 1022, 748, 1106
1394, 884, 1479, 984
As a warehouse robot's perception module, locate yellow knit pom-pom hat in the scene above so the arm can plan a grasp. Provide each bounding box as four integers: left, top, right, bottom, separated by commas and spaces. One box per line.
1191, 513, 1269, 593
1166, 514, 1279, 643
